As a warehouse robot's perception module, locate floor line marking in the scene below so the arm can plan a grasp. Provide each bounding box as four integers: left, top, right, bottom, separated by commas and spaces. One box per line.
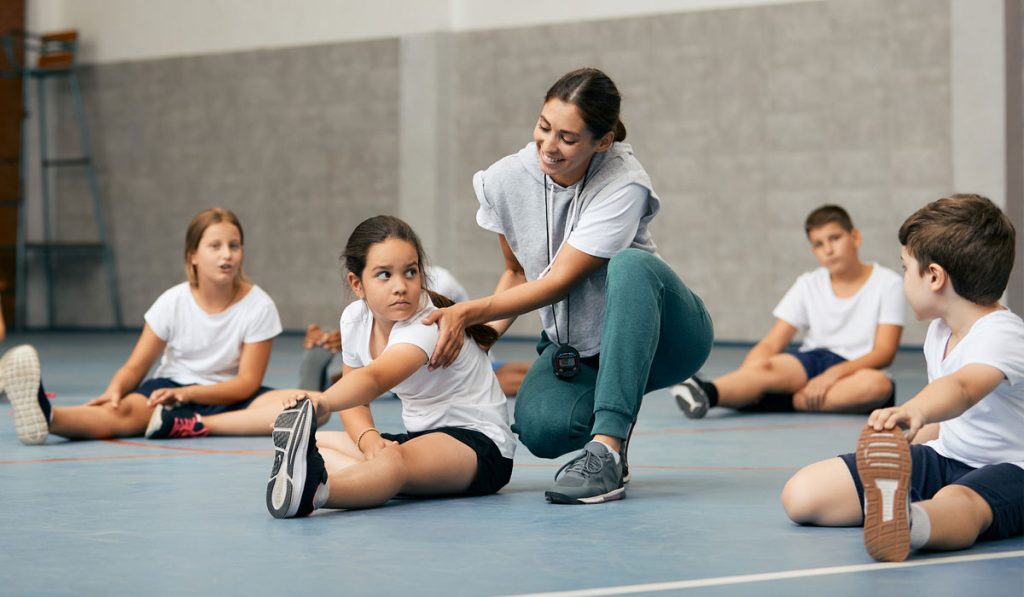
513, 463, 794, 472
635, 421, 864, 436
500, 550, 1024, 597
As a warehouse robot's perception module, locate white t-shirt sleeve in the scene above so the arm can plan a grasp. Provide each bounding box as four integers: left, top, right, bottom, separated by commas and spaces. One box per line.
387, 316, 439, 361
144, 286, 179, 341
243, 297, 283, 343
961, 318, 1024, 386
772, 275, 809, 331
427, 266, 469, 303
474, 170, 503, 235
877, 272, 906, 327
567, 183, 649, 259
340, 302, 366, 369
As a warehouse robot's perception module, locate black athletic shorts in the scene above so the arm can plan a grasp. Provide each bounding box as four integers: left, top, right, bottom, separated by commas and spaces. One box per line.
381, 426, 513, 496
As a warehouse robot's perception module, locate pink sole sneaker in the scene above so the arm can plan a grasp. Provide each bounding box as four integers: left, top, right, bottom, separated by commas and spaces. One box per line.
856, 426, 912, 562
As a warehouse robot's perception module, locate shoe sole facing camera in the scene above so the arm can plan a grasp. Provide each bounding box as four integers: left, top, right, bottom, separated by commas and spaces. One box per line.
4, 346, 47, 445
267, 401, 314, 519
144, 406, 167, 438
672, 380, 708, 419
856, 426, 912, 562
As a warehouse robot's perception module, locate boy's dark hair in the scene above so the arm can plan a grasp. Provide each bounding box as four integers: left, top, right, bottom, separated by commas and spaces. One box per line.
343, 215, 498, 348
898, 194, 1016, 305
804, 205, 854, 236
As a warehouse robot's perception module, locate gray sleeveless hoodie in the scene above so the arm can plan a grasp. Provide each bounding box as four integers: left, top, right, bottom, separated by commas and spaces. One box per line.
474, 141, 662, 357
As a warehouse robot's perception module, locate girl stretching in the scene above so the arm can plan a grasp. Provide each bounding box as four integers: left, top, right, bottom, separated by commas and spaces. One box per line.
6, 207, 327, 444
266, 215, 515, 518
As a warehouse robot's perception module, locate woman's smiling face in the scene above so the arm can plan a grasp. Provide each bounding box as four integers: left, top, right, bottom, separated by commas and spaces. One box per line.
533, 98, 610, 187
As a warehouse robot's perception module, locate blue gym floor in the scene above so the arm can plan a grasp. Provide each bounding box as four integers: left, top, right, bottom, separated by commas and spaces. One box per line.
2, 332, 1021, 596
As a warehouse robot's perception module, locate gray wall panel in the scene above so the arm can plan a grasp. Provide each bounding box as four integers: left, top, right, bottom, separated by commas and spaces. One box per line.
32, 0, 955, 347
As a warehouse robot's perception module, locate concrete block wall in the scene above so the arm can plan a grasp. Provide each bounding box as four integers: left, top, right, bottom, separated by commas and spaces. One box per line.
34, 0, 956, 345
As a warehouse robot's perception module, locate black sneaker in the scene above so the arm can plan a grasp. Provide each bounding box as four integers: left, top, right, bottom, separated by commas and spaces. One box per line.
2, 345, 49, 445
267, 399, 328, 519
145, 406, 209, 439
545, 441, 625, 504
671, 377, 710, 419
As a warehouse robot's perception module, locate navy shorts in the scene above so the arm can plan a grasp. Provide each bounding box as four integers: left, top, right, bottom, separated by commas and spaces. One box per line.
740, 348, 894, 413
840, 444, 1024, 541
381, 426, 513, 497
788, 348, 846, 378
133, 378, 273, 416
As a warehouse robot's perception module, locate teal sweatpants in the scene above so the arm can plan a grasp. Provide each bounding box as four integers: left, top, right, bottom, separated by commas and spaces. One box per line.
511, 249, 714, 459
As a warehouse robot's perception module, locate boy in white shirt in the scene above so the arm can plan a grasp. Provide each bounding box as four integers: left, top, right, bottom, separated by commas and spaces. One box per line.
673, 205, 904, 417
781, 194, 1023, 561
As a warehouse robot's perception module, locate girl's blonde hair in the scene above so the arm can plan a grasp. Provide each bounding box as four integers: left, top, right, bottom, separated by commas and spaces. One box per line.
184, 207, 250, 288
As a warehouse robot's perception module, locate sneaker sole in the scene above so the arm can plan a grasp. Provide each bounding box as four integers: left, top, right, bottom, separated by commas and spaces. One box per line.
4, 346, 47, 445
672, 383, 708, 419
266, 401, 313, 519
545, 486, 625, 505
144, 406, 166, 438
856, 426, 911, 562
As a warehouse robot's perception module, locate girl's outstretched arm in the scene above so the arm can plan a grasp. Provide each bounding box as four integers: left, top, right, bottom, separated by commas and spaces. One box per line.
318, 344, 426, 414
88, 324, 166, 408
148, 339, 272, 408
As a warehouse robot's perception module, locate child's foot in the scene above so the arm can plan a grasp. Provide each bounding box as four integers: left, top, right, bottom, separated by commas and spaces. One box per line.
672, 377, 709, 419
145, 406, 209, 439
3, 345, 49, 445
545, 441, 625, 504
856, 426, 912, 562
267, 399, 328, 519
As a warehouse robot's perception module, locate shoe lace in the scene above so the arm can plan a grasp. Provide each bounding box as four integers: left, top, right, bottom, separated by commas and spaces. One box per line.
554, 448, 605, 480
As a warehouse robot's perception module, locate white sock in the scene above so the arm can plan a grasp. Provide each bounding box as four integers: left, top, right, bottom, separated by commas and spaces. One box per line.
909, 503, 932, 550
313, 482, 330, 509
592, 439, 621, 464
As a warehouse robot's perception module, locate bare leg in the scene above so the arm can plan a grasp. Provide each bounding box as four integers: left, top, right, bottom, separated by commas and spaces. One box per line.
322, 432, 477, 510
203, 390, 330, 436
793, 369, 894, 413
714, 353, 807, 408
781, 457, 864, 526
916, 485, 994, 551
50, 394, 154, 439
495, 362, 530, 397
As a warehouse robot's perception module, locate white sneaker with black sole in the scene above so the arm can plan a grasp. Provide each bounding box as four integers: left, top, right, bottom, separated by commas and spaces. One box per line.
267, 399, 328, 519
671, 377, 710, 419
2, 345, 49, 445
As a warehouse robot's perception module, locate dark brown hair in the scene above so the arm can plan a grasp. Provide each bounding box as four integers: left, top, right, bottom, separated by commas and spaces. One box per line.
184, 207, 249, 289
343, 215, 498, 348
545, 67, 626, 142
898, 194, 1016, 305
804, 204, 854, 236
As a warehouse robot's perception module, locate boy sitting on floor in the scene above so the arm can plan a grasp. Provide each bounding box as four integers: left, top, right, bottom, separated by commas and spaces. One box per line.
672, 205, 904, 417
781, 194, 1023, 561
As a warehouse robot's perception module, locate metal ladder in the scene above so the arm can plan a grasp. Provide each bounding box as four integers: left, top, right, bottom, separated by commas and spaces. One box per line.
0, 29, 122, 329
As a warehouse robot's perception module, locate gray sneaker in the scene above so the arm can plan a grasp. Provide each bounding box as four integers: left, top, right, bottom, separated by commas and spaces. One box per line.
672, 377, 709, 419
545, 441, 625, 504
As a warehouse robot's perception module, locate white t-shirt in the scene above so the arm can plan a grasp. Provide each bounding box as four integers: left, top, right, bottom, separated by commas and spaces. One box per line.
925, 310, 1024, 469
339, 296, 515, 459
145, 283, 283, 385
426, 265, 469, 303
772, 264, 905, 360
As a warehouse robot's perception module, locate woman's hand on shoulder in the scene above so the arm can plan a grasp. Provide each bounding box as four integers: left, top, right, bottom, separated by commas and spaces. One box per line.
422, 304, 467, 370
